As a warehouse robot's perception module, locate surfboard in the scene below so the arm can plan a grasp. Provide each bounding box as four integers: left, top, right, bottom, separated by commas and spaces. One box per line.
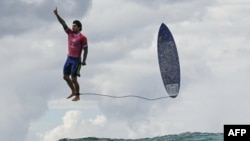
157, 23, 180, 98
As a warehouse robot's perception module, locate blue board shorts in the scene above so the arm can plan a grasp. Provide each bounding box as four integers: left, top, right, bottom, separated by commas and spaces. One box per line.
63, 56, 81, 77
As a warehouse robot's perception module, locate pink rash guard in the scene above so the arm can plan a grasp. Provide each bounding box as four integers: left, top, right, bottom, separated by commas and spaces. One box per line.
66, 29, 88, 58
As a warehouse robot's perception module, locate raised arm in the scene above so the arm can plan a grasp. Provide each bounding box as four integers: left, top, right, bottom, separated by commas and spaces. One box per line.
53, 7, 68, 30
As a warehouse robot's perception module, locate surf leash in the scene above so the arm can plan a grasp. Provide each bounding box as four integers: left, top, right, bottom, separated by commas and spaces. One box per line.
79, 93, 171, 101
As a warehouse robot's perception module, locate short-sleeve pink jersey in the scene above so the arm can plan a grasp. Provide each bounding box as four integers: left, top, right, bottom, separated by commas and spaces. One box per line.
66, 29, 88, 58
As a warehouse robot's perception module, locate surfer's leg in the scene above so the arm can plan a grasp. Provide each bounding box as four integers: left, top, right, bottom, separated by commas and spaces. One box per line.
71, 76, 80, 101
63, 57, 77, 98
64, 75, 76, 99
69, 59, 81, 101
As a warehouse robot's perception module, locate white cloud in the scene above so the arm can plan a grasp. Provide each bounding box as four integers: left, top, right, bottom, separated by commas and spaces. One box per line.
42, 110, 108, 141
89, 115, 106, 126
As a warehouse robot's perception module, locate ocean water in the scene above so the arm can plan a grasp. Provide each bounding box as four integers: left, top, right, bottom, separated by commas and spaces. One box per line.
59, 132, 223, 141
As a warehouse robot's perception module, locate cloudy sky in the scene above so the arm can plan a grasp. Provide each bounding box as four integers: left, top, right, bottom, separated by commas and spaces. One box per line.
1, 0, 250, 141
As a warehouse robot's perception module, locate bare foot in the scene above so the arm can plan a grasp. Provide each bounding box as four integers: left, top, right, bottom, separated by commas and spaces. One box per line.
72, 94, 80, 101
67, 93, 76, 99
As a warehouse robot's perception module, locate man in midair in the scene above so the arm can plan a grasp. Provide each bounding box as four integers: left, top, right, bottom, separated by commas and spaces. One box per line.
54, 7, 88, 101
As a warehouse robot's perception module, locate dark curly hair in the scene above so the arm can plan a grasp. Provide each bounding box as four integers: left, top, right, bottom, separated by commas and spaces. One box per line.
73, 20, 82, 31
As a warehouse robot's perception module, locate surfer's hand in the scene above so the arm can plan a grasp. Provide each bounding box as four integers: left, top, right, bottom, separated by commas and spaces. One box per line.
54, 7, 58, 15
81, 61, 86, 66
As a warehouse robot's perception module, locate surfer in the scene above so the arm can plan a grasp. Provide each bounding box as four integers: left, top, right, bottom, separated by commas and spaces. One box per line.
53, 7, 88, 101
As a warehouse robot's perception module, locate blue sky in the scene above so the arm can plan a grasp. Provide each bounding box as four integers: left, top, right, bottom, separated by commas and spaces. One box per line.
1, 0, 250, 141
